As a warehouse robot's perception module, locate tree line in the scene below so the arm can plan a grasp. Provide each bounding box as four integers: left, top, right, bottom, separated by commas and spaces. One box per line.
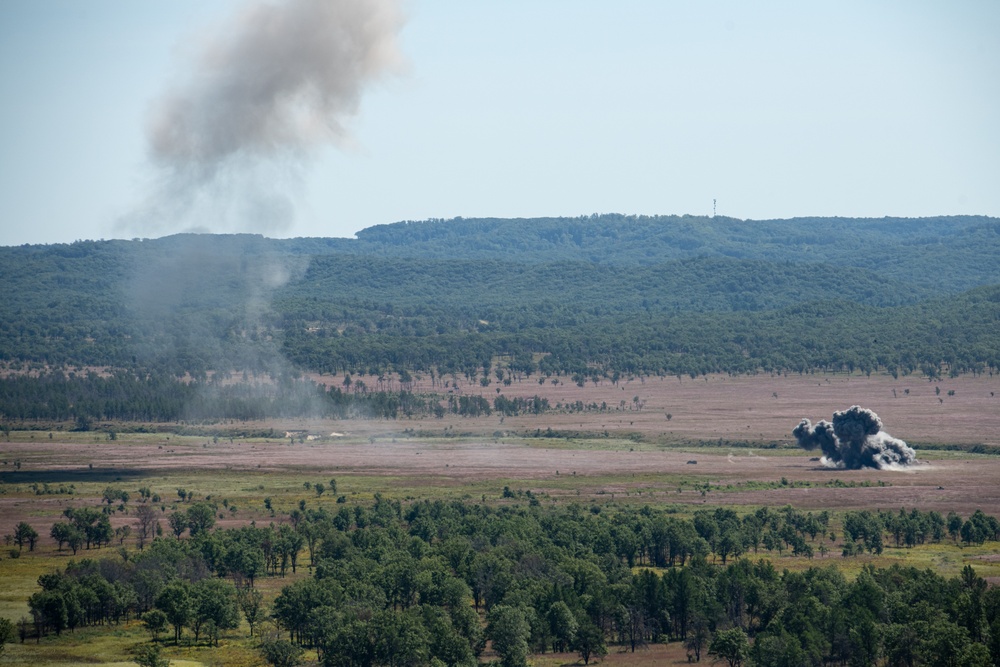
0, 370, 566, 423
15, 492, 1000, 666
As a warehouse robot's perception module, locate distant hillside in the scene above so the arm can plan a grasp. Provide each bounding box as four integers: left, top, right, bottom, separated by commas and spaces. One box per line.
1, 216, 998, 381
346, 214, 1000, 292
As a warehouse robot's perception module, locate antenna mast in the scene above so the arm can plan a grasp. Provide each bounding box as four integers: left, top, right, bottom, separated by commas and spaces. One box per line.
713, 199, 716, 218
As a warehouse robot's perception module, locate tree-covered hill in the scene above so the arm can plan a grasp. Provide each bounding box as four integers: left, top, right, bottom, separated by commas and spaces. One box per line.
348, 214, 1000, 291
0, 216, 998, 381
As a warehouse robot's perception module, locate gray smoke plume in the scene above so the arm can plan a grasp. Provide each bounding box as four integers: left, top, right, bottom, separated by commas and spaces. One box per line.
121, 0, 403, 236
793, 405, 917, 469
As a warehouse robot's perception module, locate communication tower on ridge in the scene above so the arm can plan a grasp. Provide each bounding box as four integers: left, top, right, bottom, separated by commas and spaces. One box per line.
713, 199, 716, 217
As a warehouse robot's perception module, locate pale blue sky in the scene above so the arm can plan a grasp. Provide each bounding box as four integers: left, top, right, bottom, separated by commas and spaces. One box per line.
1, 1, 998, 245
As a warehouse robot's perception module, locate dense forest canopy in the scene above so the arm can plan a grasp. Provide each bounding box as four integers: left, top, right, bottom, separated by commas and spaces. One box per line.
1, 215, 998, 420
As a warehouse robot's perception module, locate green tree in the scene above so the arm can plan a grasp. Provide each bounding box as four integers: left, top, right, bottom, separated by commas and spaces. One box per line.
373, 609, 431, 667
546, 601, 577, 653
488, 605, 531, 667
50, 522, 74, 550
132, 643, 169, 667
223, 542, 265, 588
155, 581, 192, 644
322, 617, 378, 667
752, 628, 807, 667
947, 512, 963, 542
238, 588, 265, 638
259, 639, 304, 667
67, 529, 83, 555
917, 619, 981, 667
192, 579, 239, 645
142, 609, 168, 642
90, 514, 113, 548
685, 615, 710, 662
168, 511, 187, 539
135, 504, 158, 550
185, 502, 216, 537
574, 620, 607, 665
420, 606, 476, 666
848, 616, 881, 667
709, 627, 750, 667
0, 617, 14, 658
28, 590, 68, 636
883, 623, 919, 667
14, 522, 38, 552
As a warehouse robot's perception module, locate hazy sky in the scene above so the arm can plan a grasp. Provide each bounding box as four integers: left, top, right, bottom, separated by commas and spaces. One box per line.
1, 1, 998, 246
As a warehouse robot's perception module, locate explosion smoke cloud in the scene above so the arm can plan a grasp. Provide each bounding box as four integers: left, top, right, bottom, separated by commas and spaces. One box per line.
123, 0, 403, 236
793, 405, 917, 469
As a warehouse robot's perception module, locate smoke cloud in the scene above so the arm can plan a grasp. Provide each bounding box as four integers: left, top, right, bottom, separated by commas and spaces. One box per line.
122, 0, 404, 236
793, 405, 917, 469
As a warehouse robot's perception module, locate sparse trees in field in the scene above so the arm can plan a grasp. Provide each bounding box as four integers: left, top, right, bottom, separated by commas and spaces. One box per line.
102, 486, 129, 505
14, 522, 39, 552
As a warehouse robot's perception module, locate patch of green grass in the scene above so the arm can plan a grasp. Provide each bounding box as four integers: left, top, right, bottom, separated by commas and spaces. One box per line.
0, 550, 61, 621
0, 622, 231, 666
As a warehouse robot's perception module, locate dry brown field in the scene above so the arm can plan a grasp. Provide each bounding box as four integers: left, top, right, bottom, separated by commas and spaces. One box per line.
3, 372, 999, 543
307, 370, 1000, 446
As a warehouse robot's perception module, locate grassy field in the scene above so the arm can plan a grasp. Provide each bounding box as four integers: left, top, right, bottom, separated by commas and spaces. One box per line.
1, 372, 999, 665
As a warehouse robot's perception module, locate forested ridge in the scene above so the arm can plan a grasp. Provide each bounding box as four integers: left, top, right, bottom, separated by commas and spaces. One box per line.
1, 215, 999, 421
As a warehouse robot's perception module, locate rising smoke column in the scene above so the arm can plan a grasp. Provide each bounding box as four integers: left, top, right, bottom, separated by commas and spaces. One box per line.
120, 0, 402, 416
123, 0, 404, 235
793, 405, 917, 469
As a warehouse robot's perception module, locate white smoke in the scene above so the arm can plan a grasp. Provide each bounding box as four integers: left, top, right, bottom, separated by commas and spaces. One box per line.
121, 0, 404, 236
